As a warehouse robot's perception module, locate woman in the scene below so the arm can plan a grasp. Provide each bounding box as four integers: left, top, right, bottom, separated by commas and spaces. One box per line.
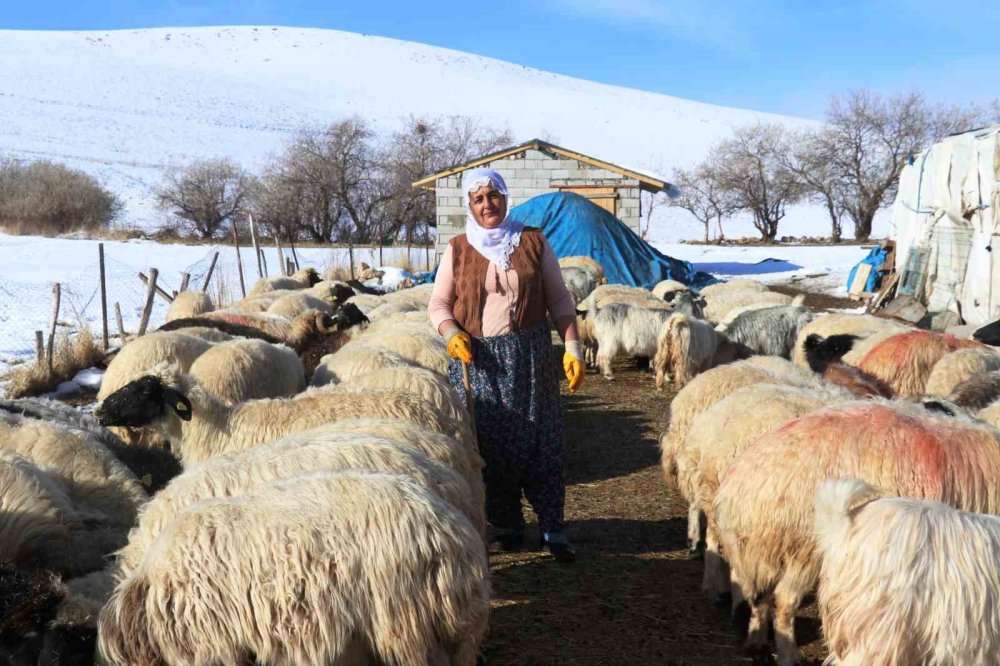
429, 168, 585, 563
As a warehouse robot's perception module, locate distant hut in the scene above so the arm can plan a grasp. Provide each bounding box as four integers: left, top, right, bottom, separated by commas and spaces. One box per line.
412, 138, 676, 261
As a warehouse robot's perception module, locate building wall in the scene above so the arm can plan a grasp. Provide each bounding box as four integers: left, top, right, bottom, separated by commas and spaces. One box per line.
432, 148, 643, 260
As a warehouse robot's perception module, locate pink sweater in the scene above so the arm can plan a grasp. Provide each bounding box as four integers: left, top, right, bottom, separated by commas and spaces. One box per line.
428, 237, 576, 337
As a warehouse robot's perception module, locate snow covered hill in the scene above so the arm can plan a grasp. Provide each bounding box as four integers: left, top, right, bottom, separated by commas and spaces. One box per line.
0, 26, 856, 241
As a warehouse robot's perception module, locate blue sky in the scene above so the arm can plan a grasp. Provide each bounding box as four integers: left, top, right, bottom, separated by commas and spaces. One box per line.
3, 0, 998, 119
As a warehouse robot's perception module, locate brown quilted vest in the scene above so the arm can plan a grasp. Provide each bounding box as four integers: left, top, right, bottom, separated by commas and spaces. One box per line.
450, 228, 548, 337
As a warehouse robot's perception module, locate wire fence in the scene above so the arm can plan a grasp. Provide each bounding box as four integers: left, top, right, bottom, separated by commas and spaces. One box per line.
0, 241, 431, 371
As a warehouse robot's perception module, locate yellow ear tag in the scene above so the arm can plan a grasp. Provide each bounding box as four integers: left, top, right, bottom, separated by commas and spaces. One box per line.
176, 402, 188, 412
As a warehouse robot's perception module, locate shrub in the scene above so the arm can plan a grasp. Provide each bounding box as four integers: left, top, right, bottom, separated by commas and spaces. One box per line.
0, 157, 122, 235
3, 327, 105, 398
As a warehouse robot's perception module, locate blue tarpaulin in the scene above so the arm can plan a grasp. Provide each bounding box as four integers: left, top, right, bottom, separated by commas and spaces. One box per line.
508, 192, 716, 289
846, 245, 889, 293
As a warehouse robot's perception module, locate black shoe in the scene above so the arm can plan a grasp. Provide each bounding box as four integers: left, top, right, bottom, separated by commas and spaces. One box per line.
490, 528, 524, 552
543, 532, 576, 563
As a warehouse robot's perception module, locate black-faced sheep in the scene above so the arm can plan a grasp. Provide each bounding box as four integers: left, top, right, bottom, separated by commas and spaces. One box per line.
98, 471, 490, 666
802, 333, 894, 398
791, 313, 911, 368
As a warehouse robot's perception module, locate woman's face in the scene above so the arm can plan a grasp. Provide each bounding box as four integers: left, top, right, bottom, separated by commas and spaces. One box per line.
468, 184, 507, 229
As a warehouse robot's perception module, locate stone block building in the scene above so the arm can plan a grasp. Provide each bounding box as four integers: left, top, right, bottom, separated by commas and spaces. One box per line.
412, 139, 673, 261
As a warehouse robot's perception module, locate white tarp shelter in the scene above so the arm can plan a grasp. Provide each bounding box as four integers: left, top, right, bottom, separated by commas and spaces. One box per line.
890, 125, 1000, 326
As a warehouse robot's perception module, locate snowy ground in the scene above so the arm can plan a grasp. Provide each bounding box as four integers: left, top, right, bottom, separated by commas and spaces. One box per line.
0, 232, 871, 387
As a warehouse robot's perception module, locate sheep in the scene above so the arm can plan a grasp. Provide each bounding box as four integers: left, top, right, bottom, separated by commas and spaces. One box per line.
948, 369, 1000, 410
701, 289, 794, 325
665, 290, 706, 318
266, 291, 337, 318
714, 400, 1000, 665
686, 383, 851, 602
245, 266, 321, 296
188, 338, 306, 404
858, 329, 987, 397
0, 411, 147, 531
697, 279, 769, 298
98, 331, 216, 401
0, 398, 183, 493
980, 399, 1000, 429
802, 333, 894, 398
162, 308, 343, 353
115, 433, 485, 580
659, 358, 817, 556
379, 284, 434, 307
925, 346, 1000, 397
359, 311, 434, 339
561, 266, 597, 305
156, 318, 282, 343
651, 279, 689, 301
652, 313, 721, 390
577, 283, 668, 314
366, 300, 424, 322
94, 364, 473, 466
164, 290, 213, 322
815, 478, 1000, 666
0, 451, 109, 576
346, 278, 384, 295
714, 299, 813, 358
98, 470, 490, 666
351, 329, 449, 374
791, 313, 911, 368
333, 365, 468, 423
591, 302, 678, 379
346, 292, 384, 313
356, 261, 386, 282
311, 343, 416, 387
558, 255, 606, 285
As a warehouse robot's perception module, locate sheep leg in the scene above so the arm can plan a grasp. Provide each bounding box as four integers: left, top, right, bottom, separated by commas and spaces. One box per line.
597, 352, 614, 380
744, 592, 773, 653
773, 579, 805, 666
686, 503, 705, 559
701, 523, 731, 605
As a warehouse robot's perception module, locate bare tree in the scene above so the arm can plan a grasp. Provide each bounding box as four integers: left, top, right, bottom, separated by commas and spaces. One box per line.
157, 158, 252, 239
669, 165, 739, 242
439, 115, 514, 166
782, 130, 847, 242
710, 124, 805, 243
818, 90, 984, 241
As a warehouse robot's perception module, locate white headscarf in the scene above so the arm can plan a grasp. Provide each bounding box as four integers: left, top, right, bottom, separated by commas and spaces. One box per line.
462, 168, 524, 270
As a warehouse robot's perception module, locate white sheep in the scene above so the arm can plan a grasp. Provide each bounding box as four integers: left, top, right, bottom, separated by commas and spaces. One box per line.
366, 300, 424, 322
558, 255, 606, 285
95, 364, 473, 466
310, 343, 415, 387
791, 313, 911, 368
115, 433, 485, 579
577, 283, 669, 314
651, 279, 689, 301
561, 266, 597, 305
701, 289, 794, 325
352, 329, 449, 374
266, 291, 336, 318
345, 293, 385, 313
245, 266, 321, 296
98, 470, 490, 666
652, 312, 721, 390
697, 279, 768, 298
924, 346, 1000, 397
164, 291, 213, 322
0, 412, 147, 532
592, 302, 676, 379
0, 451, 109, 576
815, 478, 1000, 666
98, 331, 216, 401
332, 365, 468, 424
188, 338, 305, 404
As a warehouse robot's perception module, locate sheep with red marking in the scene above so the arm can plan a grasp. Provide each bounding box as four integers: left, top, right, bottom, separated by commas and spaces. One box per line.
659, 358, 816, 556
802, 333, 894, 398
686, 382, 851, 601
858, 329, 987, 397
714, 400, 1000, 665
815, 478, 1000, 666
791, 313, 911, 368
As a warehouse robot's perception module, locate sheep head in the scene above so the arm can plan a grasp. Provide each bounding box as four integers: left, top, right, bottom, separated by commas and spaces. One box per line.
803, 333, 858, 373
294, 267, 321, 286
95, 375, 192, 428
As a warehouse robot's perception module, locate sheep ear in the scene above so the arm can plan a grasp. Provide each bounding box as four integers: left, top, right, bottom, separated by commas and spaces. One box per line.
162, 388, 193, 421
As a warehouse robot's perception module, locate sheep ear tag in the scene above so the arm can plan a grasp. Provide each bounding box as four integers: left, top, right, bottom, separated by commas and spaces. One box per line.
163, 388, 193, 421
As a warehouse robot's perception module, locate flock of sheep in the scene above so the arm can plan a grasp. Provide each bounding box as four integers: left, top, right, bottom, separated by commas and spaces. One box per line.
1, 267, 491, 664
4, 255, 1000, 665
574, 262, 1000, 665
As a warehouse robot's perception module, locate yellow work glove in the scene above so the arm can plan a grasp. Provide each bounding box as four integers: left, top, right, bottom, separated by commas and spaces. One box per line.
444, 326, 473, 365
563, 341, 585, 393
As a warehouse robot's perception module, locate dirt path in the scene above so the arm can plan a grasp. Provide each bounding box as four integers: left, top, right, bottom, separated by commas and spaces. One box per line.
482, 359, 827, 665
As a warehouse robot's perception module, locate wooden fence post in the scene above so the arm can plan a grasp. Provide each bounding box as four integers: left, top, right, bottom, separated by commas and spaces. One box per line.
137, 268, 158, 337
35, 331, 45, 367
232, 223, 246, 298
114, 302, 126, 344
260, 249, 269, 278
138, 272, 174, 303
201, 252, 219, 292
248, 214, 263, 278
179, 272, 191, 292
47, 283, 61, 373
289, 236, 300, 271
99, 243, 109, 349
274, 235, 286, 276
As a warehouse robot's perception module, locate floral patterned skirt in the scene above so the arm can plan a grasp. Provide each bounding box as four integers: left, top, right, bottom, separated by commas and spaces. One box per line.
449, 322, 566, 533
